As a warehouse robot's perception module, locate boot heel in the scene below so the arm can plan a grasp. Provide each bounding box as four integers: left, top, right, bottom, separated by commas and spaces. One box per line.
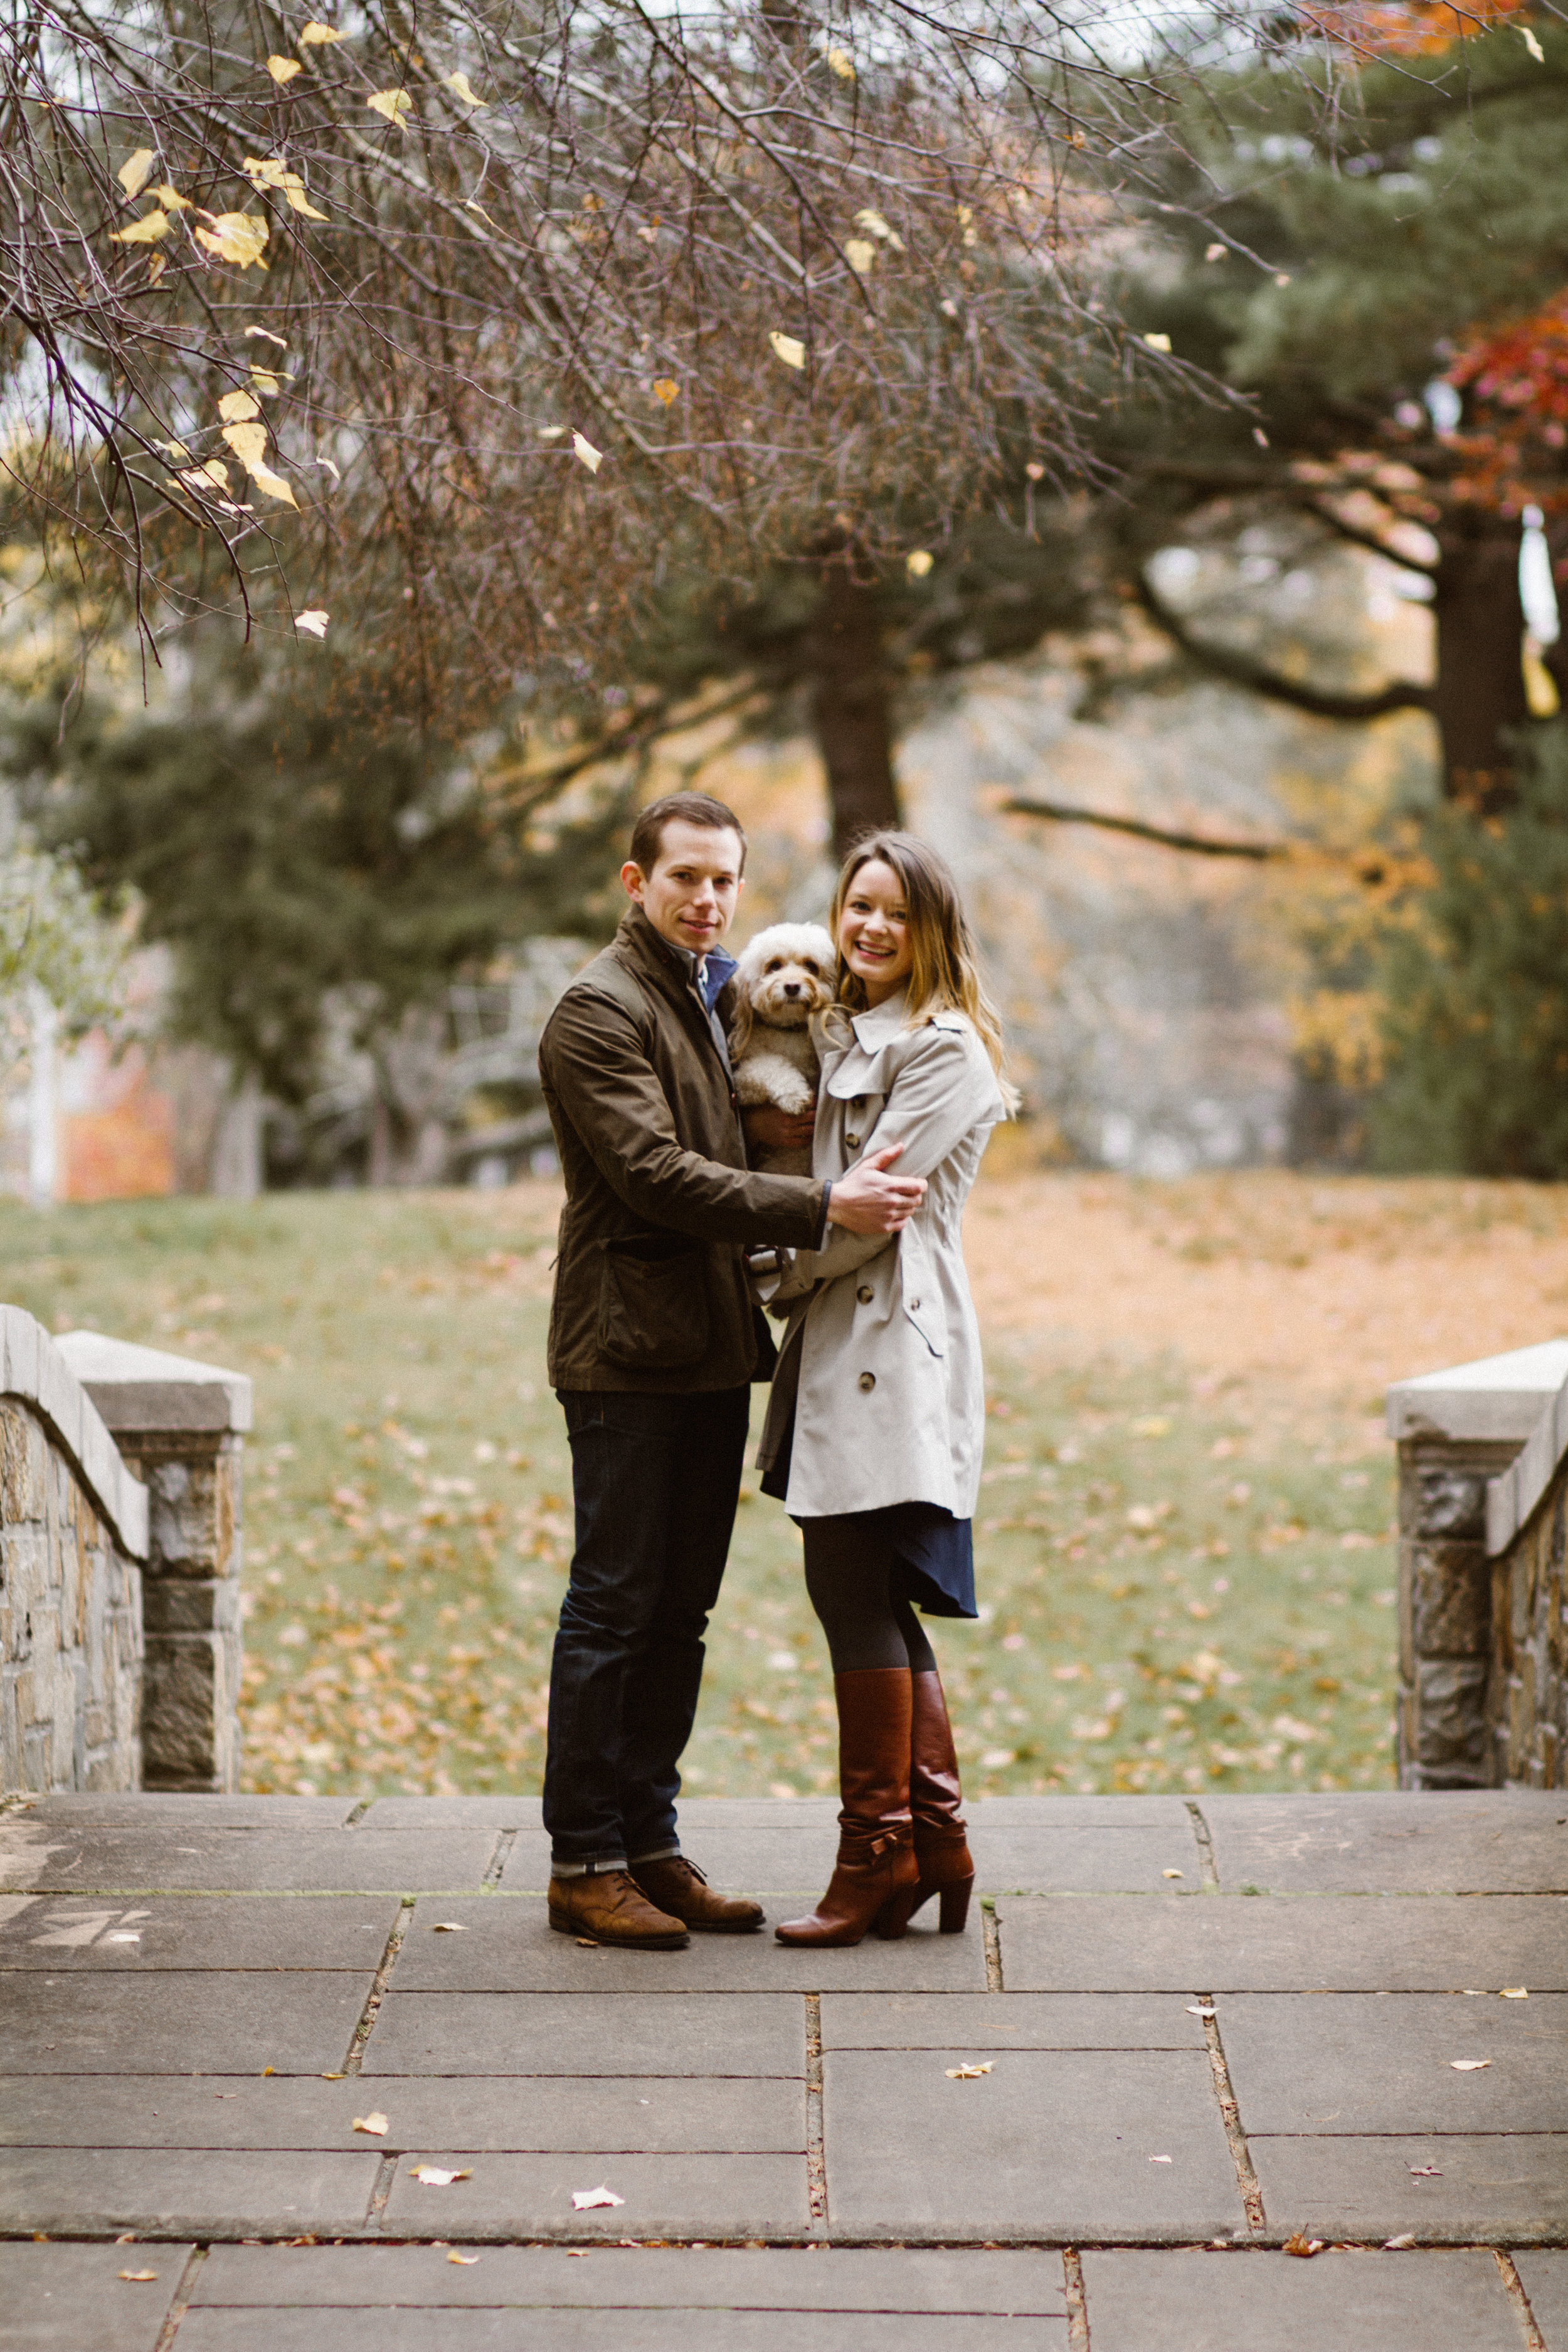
938, 1876, 973, 1934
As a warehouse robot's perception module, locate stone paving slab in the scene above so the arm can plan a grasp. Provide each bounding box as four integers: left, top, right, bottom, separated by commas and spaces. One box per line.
191, 2243, 1069, 2311
19, 1797, 359, 1827
379, 2149, 810, 2237
0, 1895, 400, 1971
1249, 2133, 1568, 2242
1078, 2247, 1522, 2352
0, 2074, 805, 2153
1202, 1793, 1568, 1894
174, 2310, 1065, 2350
1, 1971, 371, 2073
819, 1993, 1207, 2048
0, 1829, 501, 1894
1515, 2252, 1568, 2348
1, 2239, 192, 2352
363, 1991, 803, 2076
498, 1828, 1209, 1899
996, 1893, 1568, 1990
389, 1897, 988, 1989
361, 1796, 1190, 1831
1219, 1991, 1568, 2132
824, 2048, 1242, 2241
0, 2148, 378, 2237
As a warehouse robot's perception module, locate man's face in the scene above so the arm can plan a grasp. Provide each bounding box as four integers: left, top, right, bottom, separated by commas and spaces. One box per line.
622, 819, 744, 956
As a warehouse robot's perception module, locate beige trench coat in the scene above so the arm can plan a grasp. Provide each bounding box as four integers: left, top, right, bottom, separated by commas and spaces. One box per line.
756, 990, 1008, 1518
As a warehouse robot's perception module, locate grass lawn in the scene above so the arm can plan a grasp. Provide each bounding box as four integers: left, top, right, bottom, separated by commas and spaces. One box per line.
8, 1167, 1560, 1803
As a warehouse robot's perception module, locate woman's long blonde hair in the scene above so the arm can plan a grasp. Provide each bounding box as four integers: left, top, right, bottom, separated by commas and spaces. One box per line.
829, 831, 1017, 1105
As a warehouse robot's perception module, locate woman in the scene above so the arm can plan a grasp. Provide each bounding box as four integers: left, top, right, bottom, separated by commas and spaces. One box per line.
753, 832, 1012, 1948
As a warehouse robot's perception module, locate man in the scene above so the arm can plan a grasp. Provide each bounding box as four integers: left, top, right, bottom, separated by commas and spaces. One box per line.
536, 791, 924, 1950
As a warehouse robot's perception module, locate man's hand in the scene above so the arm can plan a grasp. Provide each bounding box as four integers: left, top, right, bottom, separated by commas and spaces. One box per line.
744, 1104, 816, 1155
827, 1143, 925, 1235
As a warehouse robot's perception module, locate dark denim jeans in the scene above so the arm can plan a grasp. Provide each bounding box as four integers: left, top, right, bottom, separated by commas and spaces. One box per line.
543, 1385, 751, 1874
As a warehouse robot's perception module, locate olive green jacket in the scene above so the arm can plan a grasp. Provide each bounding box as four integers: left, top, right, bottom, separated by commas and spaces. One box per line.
538, 905, 827, 1392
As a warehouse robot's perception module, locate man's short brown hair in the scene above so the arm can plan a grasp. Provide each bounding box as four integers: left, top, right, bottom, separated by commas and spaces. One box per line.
628, 792, 748, 877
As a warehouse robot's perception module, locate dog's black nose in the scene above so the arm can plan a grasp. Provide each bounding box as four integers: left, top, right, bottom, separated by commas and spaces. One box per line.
783, 983, 800, 997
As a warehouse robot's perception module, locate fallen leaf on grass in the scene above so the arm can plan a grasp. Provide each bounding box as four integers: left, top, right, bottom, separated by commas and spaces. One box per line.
118, 2270, 159, 2282
352, 2112, 389, 2137
1449, 2059, 1491, 2072
447, 2252, 480, 2265
945, 2063, 993, 2080
572, 2185, 625, 2210
410, 2166, 472, 2186
1283, 2233, 1324, 2258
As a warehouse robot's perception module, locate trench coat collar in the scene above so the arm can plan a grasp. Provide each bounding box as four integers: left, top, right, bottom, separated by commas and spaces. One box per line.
847, 987, 911, 1051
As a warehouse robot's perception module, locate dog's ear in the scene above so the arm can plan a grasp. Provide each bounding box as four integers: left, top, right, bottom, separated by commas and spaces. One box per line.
728, 982, 754, 1060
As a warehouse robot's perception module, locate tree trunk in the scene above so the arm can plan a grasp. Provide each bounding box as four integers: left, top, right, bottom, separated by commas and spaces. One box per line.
804, 564, 901, 862
1433, 517, 1530, 808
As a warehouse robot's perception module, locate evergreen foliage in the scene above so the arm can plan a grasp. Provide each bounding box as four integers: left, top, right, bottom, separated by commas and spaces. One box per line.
1375, 724, 1568, 1177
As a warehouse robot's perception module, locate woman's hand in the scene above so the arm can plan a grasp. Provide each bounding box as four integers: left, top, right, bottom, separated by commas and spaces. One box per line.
744, 1104, 816, 1154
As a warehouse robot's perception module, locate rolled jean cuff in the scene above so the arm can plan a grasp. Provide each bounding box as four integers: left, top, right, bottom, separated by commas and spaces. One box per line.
549, 1852, 628, 1880
626, 1843, 681, 1868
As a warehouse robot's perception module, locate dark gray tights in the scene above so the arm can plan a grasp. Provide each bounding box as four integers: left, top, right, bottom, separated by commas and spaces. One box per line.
800, 1514, 938, 1675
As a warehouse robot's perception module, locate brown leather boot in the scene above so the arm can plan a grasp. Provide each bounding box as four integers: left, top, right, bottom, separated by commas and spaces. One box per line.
629, 1854, 765, 1934
775, 1668, 919, 1948
548, 1869, 689, 1950
909, 1667, 975, 1934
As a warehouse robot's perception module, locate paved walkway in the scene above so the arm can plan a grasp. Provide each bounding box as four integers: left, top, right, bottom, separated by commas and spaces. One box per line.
2, 1789, 1565, 2349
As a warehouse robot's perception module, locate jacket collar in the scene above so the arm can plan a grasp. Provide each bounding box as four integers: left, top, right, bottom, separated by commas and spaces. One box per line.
615, 904, 734, 1071
848, 987, 911, 1051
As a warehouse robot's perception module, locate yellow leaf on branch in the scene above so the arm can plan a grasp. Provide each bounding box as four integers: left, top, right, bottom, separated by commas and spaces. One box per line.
219, 391, 262, 423
769, 331, 805, 369
826, 47, 854, 78
111, 209, 170, 246
221, 420, 270, 469
856, 208, 904, 252
266, 55, 303, 83
250, 465, 299, 509
295, 610, 330, 637
178, 460, 231, 494
147, 253, 167, 285
249, 369, 280, 394
298, 20, 345, 43
367, 88, 413, 125
195, 213, 269, 270
572, 432, 603, 474
282, 181, 329, 220
245, 326, 288, 348
443, 72, 484, 106
117, 150, 156, 201
652, 379, 679, 405
845, 238, 875, 276
152, 184, 191, 211
906, 549, 933, 578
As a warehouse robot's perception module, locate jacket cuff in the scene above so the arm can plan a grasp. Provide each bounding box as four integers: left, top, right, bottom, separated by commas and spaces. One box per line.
814, 1181, 832, 1248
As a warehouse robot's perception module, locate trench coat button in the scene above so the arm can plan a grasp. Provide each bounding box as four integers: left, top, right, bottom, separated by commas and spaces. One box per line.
845, 1132, 861, 1150
909, 1296, 921, 1310
858, 1371, 876, 1392
857, 1285, 874, 1304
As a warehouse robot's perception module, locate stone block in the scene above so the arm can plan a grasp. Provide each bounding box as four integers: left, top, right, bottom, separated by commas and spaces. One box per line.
380, 2151, 810, 2239
1405, 1463, 1490, 1542
0, 2146, 377, 2238
364, 1991, 803, 2077
1200, 1790, 1568, 1892
1409, 1542, 1491, 1655
1412, 1656, 1490, 1777
0, 1894, 400, 1974
1217, 1990, 1568, 2132
1249, 2134, 1568, 2243
0, 1970, 373, 2074
0, 2239, 191, 2352
1081, 2248, 1521, 2352
176, 2311, 1060, 2351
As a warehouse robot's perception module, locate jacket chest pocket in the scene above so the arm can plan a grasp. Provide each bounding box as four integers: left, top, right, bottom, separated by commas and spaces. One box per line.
832, 1089, 886, 1158
597, 1234, 709, 1369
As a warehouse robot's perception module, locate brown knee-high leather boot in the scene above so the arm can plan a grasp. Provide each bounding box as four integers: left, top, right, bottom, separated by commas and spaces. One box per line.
775, 1668, 919, 1947
908, 1667, 975, 1933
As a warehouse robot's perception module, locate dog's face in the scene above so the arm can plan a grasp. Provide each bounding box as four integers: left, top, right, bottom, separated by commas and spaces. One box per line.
735, 922, 837, 1029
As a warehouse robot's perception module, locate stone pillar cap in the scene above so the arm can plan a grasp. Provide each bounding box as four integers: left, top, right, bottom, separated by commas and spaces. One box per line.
55, 1330, 253, 1436
1385, 1338, 1568, 1443
0, 1306, 149, 1558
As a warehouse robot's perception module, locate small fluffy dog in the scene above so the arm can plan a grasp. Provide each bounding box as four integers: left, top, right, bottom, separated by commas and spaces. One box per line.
728, 921, 838, 1173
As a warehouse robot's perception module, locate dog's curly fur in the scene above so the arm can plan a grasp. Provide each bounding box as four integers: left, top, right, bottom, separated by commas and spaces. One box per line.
728, 921, 837, 1174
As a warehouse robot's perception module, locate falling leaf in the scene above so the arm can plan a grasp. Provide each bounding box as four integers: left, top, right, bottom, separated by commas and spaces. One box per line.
572, 432, 602, 474
367, 88, 413, 125
299, 21, 345, 43
219, 390, 262, 423
845, 238, 875, 276
152, 185, 191, 212
295, 610, 329, 637
1449, 2059, 1491, 2071
266, 55, 303, 83
1143, 332, 1172, 352
769, 331, 805, 369
945, 2063, 993, 2080
906, 550, 933, 579
1283, 2234, 1325, 2258
111, 211, 171, 246
118, 2270, 159, 2282
246, 326, 288, 347
118, 149, 156, 200
826, 46, 854, 77
1409, 2164, 1443, 2177
1501, 1988, 1529, 2000
195, 213, 269, 270
447, 2251, 479, 2264
1162, 1869, 1185, 1880
443, 72, 485, 105
571, 2184, 625, 2210
432, 1922, 469, 1932
352, 2112, 389, 2136
1205, 242, 1226, 262
1523, 24, 1545, 58
652, 379, 679, 405
856, 208, 904, 251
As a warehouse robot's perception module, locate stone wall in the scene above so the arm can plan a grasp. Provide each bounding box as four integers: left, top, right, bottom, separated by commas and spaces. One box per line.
0, 1310, 149, 1791
1481, 1367, 1568, 1788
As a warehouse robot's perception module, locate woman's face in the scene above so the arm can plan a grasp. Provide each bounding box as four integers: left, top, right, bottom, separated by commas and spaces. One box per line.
838, 859, 915, 1006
